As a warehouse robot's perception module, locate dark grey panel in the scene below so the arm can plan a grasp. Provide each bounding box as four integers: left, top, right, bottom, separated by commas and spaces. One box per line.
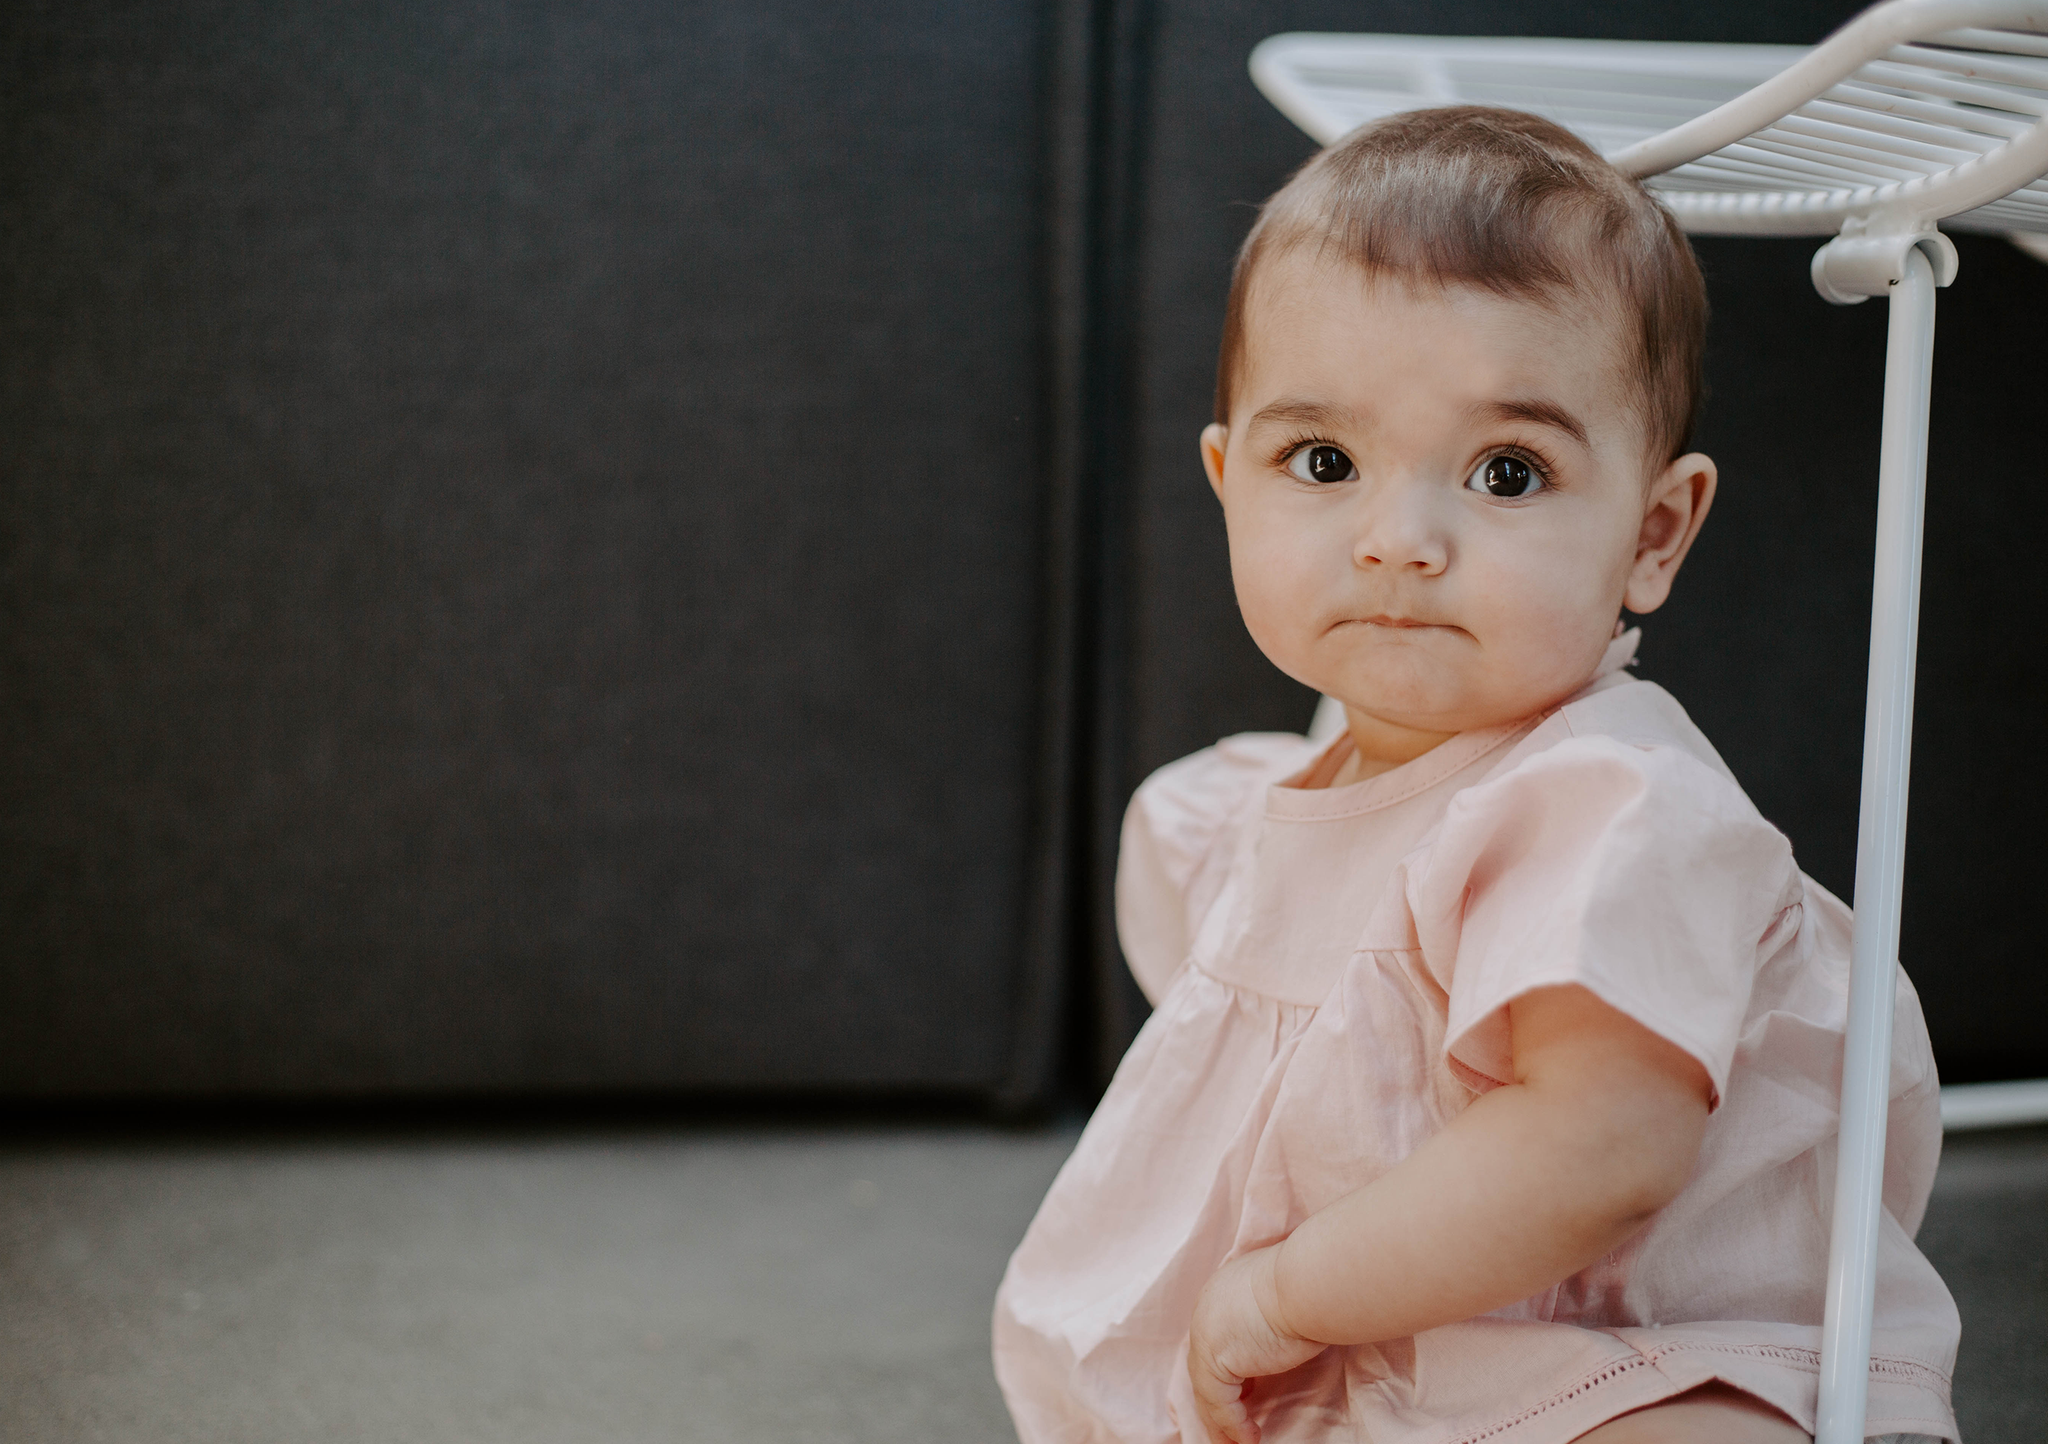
0, 1, 1049, 1095
1111, 0, 2046, 1080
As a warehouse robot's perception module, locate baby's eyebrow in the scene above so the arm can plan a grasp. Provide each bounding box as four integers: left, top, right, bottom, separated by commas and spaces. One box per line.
1244, 399, 1353, 433
1474, 398, 1589, 449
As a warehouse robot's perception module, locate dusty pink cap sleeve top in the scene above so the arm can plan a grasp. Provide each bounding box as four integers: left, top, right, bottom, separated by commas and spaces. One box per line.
993, 638, 1959, 1444
1417, 733, 1800, 1108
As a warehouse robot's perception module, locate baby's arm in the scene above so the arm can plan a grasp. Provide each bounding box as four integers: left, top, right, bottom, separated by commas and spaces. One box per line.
1187, 984, 1712, 1444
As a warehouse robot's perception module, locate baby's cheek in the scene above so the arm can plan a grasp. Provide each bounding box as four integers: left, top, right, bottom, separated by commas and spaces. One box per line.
1231, 531, 1325, 653
1477, 568, 1618, 692
1228, 559, 1312, 677
1522, 610, 1619, 704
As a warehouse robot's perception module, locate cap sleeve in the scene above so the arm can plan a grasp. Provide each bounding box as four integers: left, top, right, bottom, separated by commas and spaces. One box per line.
1409, 736, 1797, 1107
1117, 732, 1318, 1004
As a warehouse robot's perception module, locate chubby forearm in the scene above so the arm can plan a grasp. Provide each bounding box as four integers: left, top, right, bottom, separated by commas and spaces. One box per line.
1269, 987, 1710, 1346
1184, 990, 1711, 1444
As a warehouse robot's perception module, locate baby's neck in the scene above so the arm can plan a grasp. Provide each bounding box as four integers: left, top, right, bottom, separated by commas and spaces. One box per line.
1327, 708, 1459, 788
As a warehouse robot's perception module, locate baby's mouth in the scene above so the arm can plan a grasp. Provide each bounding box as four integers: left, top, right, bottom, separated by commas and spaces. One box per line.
1354, 614, 1450, 631
1333, 614, 1472, 643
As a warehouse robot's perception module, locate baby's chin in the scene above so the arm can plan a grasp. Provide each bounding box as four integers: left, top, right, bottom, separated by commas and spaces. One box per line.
1323, 663, 1592, 737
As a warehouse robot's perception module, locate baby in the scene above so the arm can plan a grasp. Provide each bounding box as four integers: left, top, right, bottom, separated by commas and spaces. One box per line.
993, 109, 1959, 1444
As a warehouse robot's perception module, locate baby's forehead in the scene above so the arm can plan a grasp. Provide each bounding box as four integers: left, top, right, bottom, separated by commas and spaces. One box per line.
1243, 251, 1639, 405
1251, 247, 1628, 352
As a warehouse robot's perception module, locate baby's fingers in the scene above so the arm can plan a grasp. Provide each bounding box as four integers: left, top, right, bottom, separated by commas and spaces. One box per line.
1187, 1357, 1259, 1444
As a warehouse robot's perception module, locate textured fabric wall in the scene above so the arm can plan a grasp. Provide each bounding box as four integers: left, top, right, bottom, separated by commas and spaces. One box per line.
0, 1, 1053, 1097
1099, 0, 2048, 1084
4, 0, 2040, 1103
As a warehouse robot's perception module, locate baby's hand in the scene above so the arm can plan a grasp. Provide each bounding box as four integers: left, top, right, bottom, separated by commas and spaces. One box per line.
1186, 1245, 1326, 1444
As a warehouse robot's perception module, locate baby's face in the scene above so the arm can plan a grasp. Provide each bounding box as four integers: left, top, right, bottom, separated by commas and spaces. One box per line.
1204, 251, 1714, 744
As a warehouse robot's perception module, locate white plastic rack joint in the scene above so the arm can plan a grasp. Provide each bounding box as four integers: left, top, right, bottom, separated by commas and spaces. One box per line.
1813, 225, 1959, 301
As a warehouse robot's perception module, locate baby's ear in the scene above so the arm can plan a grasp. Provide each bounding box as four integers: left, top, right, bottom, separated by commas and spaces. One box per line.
1624, 452, 1717, 615
1200, 424, 1230, 500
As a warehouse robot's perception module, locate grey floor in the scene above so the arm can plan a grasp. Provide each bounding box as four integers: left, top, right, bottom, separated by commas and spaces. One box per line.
0, 1116, 2040, 1444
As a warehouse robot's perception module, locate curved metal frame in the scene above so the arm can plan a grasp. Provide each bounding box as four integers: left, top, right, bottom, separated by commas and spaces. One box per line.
1608, 0, 2048, 235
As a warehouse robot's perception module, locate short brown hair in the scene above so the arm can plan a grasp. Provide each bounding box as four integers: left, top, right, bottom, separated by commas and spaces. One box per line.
1214, 106, 1706, 462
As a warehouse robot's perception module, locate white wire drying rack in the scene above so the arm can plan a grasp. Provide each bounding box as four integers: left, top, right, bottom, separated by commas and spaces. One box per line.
1250, 3, 2048, 1441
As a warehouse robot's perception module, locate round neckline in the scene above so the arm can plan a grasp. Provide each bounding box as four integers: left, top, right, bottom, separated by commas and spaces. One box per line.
1267, 719, 1531, 820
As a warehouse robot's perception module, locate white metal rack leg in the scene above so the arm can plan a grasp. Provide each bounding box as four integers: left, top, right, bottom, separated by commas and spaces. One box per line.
1815, 243, 1939, 1444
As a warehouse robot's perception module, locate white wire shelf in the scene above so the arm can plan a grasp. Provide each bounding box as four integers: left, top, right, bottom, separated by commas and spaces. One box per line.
1251, 13, 2048, 237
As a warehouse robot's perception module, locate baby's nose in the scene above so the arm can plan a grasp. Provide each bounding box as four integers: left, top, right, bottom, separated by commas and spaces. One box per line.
1351, 488, 1449, 573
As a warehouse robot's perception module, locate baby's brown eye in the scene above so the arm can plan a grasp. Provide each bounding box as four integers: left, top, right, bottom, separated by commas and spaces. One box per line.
1287, 444, 1357, 485
1469, 454, 1541, 498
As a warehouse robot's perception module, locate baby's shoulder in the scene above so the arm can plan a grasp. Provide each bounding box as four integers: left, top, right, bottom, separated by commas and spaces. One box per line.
1424, 676, 1794, 892
1129, 730, 1324, 837
1465, 674, 1756, 810
1117, 731, 1326, 1004
1550, 674, 1743, 784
